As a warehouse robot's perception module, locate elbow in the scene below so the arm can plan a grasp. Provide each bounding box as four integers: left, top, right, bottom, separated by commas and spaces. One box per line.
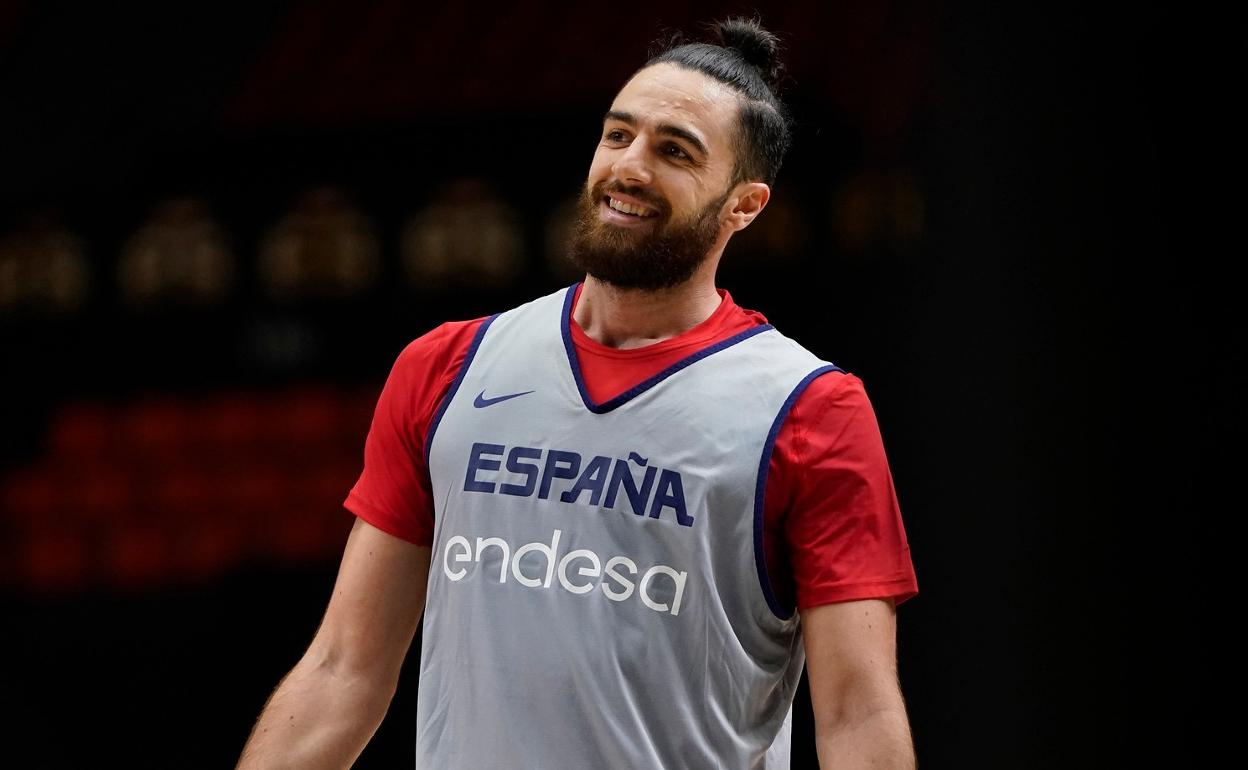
300, 637, 401, 718
815, 700, 911, 738
814, 704, 915, 770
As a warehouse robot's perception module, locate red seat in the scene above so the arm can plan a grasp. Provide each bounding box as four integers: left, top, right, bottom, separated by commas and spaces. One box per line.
262, 501, 350, 565
273, 387, 340, 446
150, 469, 217, 528
21, 530, 90, 593
6, 385, 383, 590
227, 469, 288, 536
47, 403, 113, 458
102, 525, 171, 589
196, 393, 265, 453
175, 517, 246, 582
340, 386, 378, 440
121, 398, 189, 458
1, 467, 61, 523
65, 465, 136, 527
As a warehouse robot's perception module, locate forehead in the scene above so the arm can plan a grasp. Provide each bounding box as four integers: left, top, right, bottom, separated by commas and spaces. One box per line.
609, 63, 740, 153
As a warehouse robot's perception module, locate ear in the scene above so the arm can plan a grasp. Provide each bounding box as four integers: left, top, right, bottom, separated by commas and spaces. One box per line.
720, 182, 771, 233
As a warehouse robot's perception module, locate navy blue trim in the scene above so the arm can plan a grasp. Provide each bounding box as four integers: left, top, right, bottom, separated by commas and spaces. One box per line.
754, 364, 845, 620
424, 314, 499, 461
560, 283, 776, 414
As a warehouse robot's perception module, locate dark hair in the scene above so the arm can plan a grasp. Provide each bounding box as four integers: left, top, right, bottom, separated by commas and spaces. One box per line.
644, 18, 792, 186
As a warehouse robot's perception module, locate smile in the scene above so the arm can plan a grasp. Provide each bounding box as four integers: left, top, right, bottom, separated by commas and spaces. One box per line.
604, 194, 659, 218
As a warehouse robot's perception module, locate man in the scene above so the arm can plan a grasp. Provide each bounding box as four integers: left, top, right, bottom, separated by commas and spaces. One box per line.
238, 18, 918, 770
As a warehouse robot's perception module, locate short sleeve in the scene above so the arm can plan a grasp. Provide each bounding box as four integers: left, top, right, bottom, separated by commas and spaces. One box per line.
344, 318, 487, 545
771, 372, 918, 610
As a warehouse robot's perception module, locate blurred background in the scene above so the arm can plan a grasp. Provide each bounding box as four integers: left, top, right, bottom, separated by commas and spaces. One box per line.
0, 1, 1203, 767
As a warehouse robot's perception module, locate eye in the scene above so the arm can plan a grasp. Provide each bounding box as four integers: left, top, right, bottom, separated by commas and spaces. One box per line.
604, 128, 629, 143
663, 143, 691, 161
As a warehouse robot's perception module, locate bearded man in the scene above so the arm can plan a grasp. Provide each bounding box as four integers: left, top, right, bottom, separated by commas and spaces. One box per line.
238, 17, 918, 770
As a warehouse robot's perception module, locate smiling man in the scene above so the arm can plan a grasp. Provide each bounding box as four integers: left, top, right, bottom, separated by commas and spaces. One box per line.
238, 18, 917, 770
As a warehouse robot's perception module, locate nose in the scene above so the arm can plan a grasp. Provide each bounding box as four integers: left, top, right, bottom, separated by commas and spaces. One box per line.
611, 137, 653, 186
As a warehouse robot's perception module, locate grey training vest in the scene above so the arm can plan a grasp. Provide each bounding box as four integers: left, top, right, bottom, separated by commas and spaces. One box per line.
419, 286, 841, 769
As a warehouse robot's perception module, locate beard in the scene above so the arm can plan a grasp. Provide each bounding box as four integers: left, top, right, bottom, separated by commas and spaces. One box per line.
567, 181, 727, 290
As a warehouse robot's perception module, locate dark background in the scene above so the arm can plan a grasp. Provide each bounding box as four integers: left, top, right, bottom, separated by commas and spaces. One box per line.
1, 1, 1203, 767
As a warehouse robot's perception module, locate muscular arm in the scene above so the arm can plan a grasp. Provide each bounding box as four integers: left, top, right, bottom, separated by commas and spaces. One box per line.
237, 518, 431, 770
803, 598, 916, 769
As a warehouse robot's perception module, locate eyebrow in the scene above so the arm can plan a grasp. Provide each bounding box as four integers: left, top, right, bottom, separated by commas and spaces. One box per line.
604, 110, 709, 159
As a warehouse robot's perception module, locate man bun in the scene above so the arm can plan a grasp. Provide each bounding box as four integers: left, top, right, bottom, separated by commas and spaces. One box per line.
712, 17, 784, 90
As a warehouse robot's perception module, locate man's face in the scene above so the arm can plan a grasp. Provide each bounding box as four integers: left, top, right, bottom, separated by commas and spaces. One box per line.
569, 63, 742, 290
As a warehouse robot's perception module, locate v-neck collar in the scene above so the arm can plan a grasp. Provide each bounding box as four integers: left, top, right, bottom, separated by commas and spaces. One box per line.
559, 284, 774, 414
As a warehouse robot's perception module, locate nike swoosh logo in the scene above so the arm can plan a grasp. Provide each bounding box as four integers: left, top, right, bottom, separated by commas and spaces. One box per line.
473, 389, 535, 408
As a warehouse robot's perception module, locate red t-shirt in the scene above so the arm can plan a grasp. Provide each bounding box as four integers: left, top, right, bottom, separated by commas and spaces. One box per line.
346, 285, 918, 611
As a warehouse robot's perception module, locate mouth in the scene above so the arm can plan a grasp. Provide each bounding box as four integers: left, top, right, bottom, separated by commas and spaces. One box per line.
599, 192, 661, 227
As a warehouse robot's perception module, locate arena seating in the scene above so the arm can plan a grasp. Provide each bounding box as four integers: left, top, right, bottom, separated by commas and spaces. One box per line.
0, 385, 376, 592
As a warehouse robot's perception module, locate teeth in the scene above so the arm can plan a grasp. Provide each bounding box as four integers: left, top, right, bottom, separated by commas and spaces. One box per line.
607, 197, 655, 217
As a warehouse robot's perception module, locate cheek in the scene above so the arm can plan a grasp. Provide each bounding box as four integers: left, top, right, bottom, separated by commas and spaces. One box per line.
587, 148, 614, 185
672, 186, 708, 220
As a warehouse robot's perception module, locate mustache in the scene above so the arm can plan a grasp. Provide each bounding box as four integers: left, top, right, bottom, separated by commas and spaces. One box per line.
592, 182, 670, 215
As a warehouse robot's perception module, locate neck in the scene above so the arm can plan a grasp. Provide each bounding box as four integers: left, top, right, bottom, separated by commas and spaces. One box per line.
574, 265, 722, 350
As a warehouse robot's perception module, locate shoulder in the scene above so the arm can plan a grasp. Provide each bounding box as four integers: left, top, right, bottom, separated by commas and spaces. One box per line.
781, 370, 889, 467
797, 370, 869, 409
377, 317, 491, 419
392, 317, 489, 377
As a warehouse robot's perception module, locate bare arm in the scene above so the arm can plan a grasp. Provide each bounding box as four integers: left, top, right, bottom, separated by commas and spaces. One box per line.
802, 598, 916, 769
237, 518, 431, 770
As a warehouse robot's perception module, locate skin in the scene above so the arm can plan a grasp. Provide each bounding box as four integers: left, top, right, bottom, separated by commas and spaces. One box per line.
236, 519, 430, 769
804, 598, 916, 768
574, 63, 769, 348
579, 61, 916, 769
237, 62, 914, 770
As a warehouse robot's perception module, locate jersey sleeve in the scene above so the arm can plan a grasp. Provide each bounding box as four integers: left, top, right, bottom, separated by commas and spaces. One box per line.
344, 318, 487, 545
767, 372, 918, 610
